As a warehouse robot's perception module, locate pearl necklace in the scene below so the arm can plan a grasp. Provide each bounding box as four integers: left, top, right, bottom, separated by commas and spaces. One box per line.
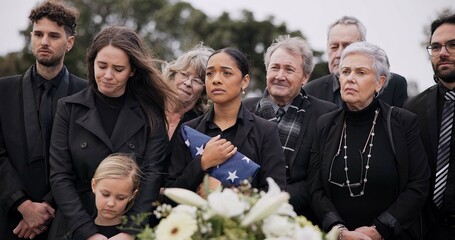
328, 108, 380, 197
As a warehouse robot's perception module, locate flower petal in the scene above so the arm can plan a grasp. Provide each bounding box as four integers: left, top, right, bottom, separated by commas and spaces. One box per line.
164, 188, 207, 208
241, 192, 289, 226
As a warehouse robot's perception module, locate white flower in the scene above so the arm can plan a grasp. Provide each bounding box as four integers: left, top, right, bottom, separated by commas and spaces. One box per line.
265, 237, 295, 240
171, 204, 197, 218
208, 188, 248, 218
155, 212, 197, 240
262, 215, 295, 238
275, 203, 297, 218
241, 178, 290, 226
294, 226, 323, 240
164, 188, 207, 208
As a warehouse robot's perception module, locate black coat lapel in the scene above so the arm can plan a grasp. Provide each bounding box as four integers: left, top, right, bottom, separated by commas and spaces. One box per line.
232, 108, 254, 148
74, 90, 114, 151
321, 110, 344, 190
426, 87, 439, 159
22, 67, 42, 162
326, 74, 337, 103
53, 67, 69, 117
110, 95, 145, 151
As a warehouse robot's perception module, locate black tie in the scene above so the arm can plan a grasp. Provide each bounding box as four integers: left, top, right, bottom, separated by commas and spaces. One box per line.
276, 107, 285, 123
40, 81, 54, 157
434, 90, 455, 208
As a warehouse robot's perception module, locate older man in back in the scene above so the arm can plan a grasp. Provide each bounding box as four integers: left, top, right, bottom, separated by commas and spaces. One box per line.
305, 16, 407, 107
244, 35, 337, 225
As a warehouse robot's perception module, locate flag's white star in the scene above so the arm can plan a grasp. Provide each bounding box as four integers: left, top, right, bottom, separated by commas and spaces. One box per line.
195, 144, 204, 156
226, 170, 239, 183
242, 156, 251, 163
185, 139, 190, 147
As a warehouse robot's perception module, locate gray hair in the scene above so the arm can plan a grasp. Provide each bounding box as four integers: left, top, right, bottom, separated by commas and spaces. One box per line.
264, 35, 314, 77
328, 16, 367, 42
340, 42, 390, 92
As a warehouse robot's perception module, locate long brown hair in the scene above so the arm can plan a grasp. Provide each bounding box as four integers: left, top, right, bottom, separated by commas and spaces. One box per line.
86, 26, 179, 129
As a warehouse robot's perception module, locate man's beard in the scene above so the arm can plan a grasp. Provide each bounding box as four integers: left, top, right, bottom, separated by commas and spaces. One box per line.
35, 54, 63, 67
433, 63, 455, 83
435, 69, 455, 83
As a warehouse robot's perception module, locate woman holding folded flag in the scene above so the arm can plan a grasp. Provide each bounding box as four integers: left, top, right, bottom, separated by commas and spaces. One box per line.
165, 48, 286, 198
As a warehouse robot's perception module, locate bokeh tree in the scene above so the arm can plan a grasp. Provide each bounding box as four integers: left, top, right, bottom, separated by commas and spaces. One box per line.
0, 0, 329, 93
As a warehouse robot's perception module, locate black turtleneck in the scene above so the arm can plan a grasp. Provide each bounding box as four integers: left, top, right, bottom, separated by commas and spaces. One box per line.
329, 98, 397, 229
95, 92, 126, 137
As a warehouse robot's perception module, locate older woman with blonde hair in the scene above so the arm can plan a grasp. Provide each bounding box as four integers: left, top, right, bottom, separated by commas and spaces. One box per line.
309, 42, 430, 240
162, 44, 213, 139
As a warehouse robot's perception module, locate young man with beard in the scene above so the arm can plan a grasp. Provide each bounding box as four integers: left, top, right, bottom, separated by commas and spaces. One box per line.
404, 13, 455, 239
0, 1, 87, 239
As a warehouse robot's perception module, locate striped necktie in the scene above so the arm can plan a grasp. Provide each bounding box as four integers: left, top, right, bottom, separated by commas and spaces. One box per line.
434, 90, 455, 208
276, 107, 285, 123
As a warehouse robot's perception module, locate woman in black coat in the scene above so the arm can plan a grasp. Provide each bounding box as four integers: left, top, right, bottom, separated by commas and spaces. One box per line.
309, 42, 430, 240
48, 26, 178, 240
166, 48, 286, 196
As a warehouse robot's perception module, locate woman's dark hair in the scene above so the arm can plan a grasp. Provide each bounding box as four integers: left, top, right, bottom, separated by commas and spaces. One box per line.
208, 48, 250, 77
86, 26, 179, 129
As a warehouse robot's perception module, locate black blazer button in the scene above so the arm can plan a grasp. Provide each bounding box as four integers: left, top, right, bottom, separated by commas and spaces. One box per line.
128, 143, 135, 150
80, 142, 88, 148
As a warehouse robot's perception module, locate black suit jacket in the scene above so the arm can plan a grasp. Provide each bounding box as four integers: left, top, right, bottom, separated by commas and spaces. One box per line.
404, 85, 438, 183
48, 87, 168, 239
0, 65, 87, 239
304, 73, 408, 107
243, 93, 337, 220
404, 84, 442, 235
166, 104, 287, 192
309, 100, 430, 238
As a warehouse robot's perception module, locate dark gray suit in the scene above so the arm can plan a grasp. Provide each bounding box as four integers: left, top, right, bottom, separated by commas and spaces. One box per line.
0, 65, 87, 239
305, 73, 408, 107
404, 84, 455, 239
243, 92, 337, 224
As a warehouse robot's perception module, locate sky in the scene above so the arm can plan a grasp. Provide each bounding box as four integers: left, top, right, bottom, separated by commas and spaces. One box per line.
1, 0, 453, 91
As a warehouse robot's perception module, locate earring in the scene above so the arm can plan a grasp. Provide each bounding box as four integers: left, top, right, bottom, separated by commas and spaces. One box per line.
242, 88, 245, 95
374, 92, 379, 98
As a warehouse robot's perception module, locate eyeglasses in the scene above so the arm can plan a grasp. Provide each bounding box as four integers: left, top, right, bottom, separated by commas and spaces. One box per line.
178, 71, 205, 87
426, 40, 455, 56
328, 150, 364, 188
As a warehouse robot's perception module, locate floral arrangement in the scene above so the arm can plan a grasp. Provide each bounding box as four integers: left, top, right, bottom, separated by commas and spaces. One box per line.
135, 177, 338, 240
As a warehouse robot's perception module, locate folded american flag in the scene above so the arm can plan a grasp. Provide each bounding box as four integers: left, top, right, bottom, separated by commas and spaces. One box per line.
181, 125, 260, 186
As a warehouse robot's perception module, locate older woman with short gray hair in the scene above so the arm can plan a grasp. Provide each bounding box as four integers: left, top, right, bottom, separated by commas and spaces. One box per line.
309, 42, 430, 239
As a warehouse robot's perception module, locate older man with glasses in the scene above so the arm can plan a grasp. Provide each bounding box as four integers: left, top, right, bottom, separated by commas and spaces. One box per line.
304, 16, 408, 107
